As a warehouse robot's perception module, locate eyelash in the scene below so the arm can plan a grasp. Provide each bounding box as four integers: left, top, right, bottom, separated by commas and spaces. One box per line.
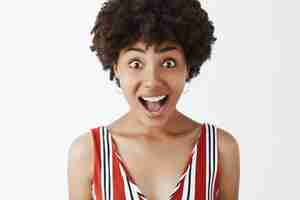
128, 58, 177, 69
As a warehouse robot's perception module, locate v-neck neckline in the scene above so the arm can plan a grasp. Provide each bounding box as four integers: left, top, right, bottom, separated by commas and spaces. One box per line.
105, 124, 204, 200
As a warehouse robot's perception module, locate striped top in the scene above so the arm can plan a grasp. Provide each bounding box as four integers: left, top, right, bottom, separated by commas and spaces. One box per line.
90, 123, 220, 200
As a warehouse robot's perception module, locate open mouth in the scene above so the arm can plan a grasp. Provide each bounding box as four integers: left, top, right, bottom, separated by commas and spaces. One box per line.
138, 95, 169, 113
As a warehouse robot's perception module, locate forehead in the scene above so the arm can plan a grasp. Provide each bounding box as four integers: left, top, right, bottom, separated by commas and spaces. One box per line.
120, 40, 184, 55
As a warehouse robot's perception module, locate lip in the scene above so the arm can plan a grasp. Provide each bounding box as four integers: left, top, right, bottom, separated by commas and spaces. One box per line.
138, 95, 169, 117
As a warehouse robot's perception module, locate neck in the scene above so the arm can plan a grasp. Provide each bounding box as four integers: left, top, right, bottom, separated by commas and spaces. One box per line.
114, 109, 199, 139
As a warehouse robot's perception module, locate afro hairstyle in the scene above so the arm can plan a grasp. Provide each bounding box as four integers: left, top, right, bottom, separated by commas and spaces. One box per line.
90, 0, 217, 87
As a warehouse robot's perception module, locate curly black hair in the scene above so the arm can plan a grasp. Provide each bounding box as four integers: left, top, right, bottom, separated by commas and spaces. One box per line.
90, 0, 216, 87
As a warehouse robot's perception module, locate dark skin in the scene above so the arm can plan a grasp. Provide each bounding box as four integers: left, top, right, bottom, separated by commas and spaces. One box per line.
67, 120, 240, 200
68, 41, 240, 200
105, 114, 202, 200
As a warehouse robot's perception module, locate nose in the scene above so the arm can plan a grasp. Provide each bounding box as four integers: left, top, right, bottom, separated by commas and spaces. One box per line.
143, 63, 164, 89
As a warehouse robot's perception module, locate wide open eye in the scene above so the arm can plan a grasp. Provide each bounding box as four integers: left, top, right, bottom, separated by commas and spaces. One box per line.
129, 60, 143, 69
162, 59, 176, 68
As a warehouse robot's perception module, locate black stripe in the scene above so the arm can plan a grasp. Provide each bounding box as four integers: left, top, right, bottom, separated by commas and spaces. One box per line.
137, 192, 146, 198
126, 177, 135, 200
186, 165, 192, 200
101, 127, 107, 200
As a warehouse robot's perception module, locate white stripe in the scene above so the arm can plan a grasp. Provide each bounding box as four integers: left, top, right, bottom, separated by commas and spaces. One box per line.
181, 165, 191, 200
104, 128, 110, 200
100, 128, 106, 200
119, 164, 141, 200
211, 125, 218, 200
120, 164, 132, 200
168, 171, 185, 200
205, 123, 210, 200
140, 196, 147, 200
189, 144, 198, 200
180, 127, 201, 200
169, 170, 186, 199
92, 181, 96, 200
209, 124, 214, 200
129, 182, 143, 200
208, 124, 218, 200
108, 130, 114, 200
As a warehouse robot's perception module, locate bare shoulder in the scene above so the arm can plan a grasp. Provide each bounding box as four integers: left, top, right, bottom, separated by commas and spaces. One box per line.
217, 127, 240, 153
68, 131, 94, 179
67, 132, 94, 200
217, 127, 240, 200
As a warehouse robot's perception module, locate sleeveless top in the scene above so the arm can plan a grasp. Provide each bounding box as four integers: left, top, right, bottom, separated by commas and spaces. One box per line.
90, 123, 221, 200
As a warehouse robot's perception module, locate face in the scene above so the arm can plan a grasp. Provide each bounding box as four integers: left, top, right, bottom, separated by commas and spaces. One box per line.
113, 40, 189, 128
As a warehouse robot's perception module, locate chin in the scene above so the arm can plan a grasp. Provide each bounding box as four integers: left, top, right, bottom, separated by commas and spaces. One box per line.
137, 110, 174, 128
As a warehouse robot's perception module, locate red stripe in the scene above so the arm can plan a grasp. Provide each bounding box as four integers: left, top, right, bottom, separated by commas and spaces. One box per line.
91, 127, 103, 200
90, 123, 220, 199
112, 146, 126, 199
174, 178, 185, 199
195, 124, 206, 200
172, 124, 205, 199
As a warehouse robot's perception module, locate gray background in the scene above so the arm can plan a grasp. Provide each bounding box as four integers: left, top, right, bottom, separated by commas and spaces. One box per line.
0, 0, 298, 199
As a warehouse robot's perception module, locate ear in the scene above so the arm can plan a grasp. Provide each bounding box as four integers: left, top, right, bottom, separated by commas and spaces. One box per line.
185, 64, 190, 81
113, 63, 119, 79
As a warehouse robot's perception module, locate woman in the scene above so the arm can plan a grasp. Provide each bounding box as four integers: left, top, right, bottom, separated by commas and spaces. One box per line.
68, 0, 240, 199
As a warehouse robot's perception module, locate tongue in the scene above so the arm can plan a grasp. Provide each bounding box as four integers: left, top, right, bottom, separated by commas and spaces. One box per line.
145, 101, 161, 112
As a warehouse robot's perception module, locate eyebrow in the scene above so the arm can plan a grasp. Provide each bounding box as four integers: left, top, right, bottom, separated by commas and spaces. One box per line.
124, 46, 179, 54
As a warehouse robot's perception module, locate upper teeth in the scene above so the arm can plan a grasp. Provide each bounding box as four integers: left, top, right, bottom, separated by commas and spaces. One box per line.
141, 95, 166, 102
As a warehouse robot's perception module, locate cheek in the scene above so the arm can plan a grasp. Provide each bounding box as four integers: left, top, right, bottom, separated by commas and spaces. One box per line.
118, 70, 134, 86
165, 70, 187, 87
119, 75, 138, 96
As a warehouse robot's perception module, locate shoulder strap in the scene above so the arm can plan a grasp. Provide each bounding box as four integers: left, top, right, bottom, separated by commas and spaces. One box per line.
90, 127, 103, 200
205, 123, 220, 200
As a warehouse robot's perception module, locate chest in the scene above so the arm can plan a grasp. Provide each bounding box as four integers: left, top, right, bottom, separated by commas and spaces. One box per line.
92, 124, 222, 200
113, 137, 197, 200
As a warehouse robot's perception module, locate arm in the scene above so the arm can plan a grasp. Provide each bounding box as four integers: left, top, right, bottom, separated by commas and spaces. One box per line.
218, 128, 240, 200
67, 132, 94, 200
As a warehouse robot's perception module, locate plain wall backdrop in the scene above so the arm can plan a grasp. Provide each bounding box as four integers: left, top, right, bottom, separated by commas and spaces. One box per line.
0, 0, 298, 199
